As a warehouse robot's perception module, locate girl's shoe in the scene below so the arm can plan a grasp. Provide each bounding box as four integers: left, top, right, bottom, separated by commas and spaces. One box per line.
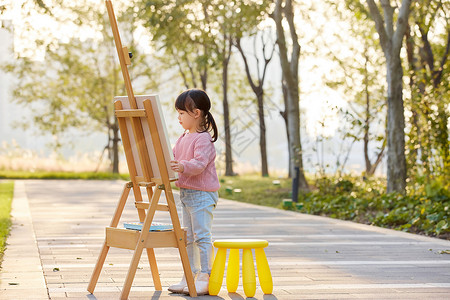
183, 272, 209, 295
168, 273, 197, 294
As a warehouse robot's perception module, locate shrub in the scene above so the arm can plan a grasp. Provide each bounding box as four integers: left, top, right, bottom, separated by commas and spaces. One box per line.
296, 176, 449, 239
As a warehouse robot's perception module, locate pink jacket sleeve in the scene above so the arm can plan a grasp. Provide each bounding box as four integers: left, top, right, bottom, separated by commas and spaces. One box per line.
179, 135, 215, 176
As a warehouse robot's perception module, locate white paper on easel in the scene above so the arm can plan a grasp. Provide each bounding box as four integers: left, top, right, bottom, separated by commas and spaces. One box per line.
114, 95, 177, 180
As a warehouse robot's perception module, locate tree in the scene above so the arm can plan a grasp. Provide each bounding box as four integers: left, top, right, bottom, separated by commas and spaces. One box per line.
214, 3, 235, 176
136, 1, 212, 91
272, 0, 309, 190
0, 1, 49, 16
405, 0, 449, 184
365, 0, 412, 193
138, 0, 268, 176
324, 1, 387, 177
360, 41, 387, 176
138, 0, 240, 173
234, 28, 276, 177
4, 1, 157, 173
210, 1, 270, 176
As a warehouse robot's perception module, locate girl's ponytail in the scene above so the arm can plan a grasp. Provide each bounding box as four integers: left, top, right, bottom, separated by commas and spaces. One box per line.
206, 111, 218, 142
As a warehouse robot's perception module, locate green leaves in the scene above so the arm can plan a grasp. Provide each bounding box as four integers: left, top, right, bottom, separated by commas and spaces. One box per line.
136, 0, 270, 89
295, 175, 450, 238
404, 0, 449, 185
3, 1, 157, 170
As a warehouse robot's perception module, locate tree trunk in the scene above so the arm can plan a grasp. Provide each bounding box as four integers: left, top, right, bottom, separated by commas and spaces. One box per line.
112, 120, 120, 174
200, 43, 208, 90
257, 92, 269, 176
366, 0, 411, 193
386, 55, 407, 192
281, 77, 292, 178
234, 37, 272, 177
223, 69, 234, 176
405, 24, 420, 173
367, 143, 385, 176
363, 50, 372, 175
222, 37, 234, 176
273, 0, 308, 189
286, 81, 308, 189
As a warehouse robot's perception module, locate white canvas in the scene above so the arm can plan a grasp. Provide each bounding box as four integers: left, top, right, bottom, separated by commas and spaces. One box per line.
114, 95, 177, 180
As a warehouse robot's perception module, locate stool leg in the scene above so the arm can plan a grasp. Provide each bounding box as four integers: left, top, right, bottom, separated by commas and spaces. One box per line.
209, 248, 226, 296
255, 248, 273, 294
226, 249, 240, 293
242, 248, 256, 297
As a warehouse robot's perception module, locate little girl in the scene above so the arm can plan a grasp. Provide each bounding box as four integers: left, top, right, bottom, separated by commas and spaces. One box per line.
168, 89, 220, 295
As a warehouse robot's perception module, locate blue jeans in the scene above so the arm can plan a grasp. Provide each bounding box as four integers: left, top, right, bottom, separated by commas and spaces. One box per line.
180, 188, 218, 275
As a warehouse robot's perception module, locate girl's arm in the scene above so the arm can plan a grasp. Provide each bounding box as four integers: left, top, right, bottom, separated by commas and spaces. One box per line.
178, 135, 215, 176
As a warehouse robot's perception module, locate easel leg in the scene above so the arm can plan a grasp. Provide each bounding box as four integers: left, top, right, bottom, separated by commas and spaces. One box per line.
144, 186, 162, 290
121, 243, 145, 300
146, 248, 162, 290
88, 182, 132, 293
178, 244, 197, 297
165, 187, 197, 297
121, 188, 162, 300
132, 186, 162, 291
87, 242, 110, 293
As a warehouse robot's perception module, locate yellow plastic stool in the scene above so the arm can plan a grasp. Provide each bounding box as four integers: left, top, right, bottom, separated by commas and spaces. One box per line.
209, 239, 273, 297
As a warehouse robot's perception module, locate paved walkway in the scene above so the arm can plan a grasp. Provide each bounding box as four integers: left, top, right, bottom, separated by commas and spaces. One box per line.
1, 180, 450, 299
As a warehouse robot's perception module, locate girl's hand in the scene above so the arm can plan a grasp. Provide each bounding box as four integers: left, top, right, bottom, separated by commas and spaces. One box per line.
170, 160, 184, 173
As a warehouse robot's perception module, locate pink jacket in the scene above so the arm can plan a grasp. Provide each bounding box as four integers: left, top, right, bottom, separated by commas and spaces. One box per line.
173, 132, 220, 192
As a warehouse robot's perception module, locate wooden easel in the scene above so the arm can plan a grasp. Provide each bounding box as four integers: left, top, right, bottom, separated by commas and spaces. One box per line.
87, 1, 197, 298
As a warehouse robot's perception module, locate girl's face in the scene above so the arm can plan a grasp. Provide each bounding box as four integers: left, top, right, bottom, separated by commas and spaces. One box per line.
177, 108, 201, 132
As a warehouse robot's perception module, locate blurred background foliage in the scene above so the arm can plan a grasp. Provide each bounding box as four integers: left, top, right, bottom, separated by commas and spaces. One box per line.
0, 0, 448, 238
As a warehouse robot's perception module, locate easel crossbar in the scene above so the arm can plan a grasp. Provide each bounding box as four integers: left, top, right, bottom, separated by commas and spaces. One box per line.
105, 227, 186, 250
115, 109, 147, 117
135, 202, 170, 211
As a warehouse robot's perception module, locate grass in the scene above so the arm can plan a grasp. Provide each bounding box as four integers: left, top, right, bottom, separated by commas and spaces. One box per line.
218, 175, 292, 208
0, 170, 130, 180
0, 181, 14, 266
